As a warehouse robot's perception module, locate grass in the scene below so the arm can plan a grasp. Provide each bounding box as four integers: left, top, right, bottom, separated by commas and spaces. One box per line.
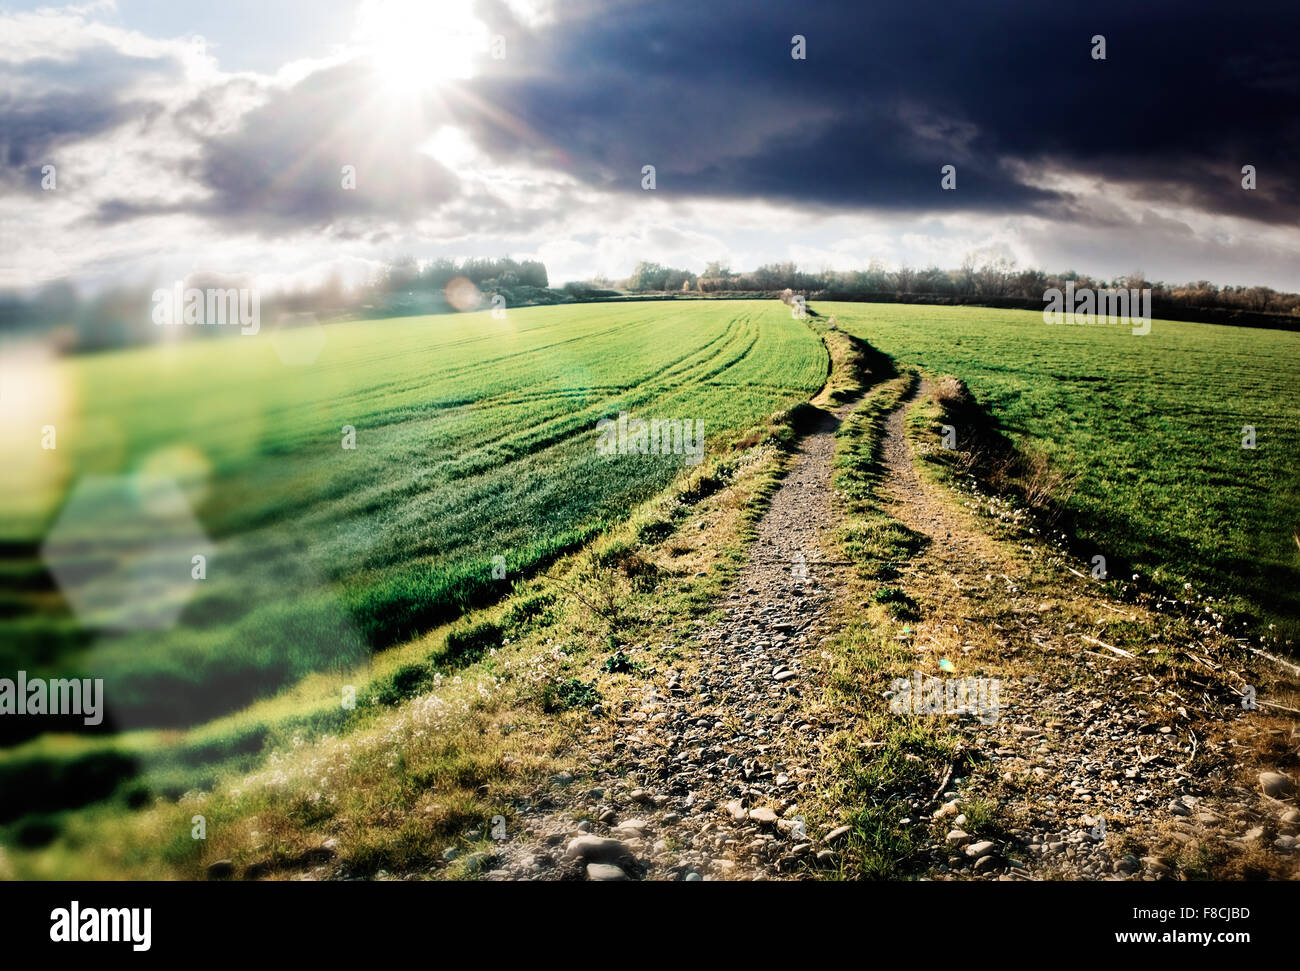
1, 302, 824, 725
0, 300, 827, 874
3, 377, 813, 878
824, 302, 1300, 647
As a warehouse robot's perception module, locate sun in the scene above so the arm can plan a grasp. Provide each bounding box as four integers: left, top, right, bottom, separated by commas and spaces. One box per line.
354, 0, 489, 94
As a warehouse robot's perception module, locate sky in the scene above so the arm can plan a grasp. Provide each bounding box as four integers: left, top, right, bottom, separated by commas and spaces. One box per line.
2, 0, 1298, 294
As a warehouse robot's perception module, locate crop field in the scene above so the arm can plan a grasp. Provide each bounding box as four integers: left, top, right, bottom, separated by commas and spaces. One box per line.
825, 302, 1300, 641
0, 301, 827, 748
3, 296, 1299, 881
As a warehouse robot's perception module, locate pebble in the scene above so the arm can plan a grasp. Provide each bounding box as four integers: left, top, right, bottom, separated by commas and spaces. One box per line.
973, 854, 1002, 874
586, 863, 630, 882
965, 841, 996, 860
461, 852, 495, 874
565, 836, 631, 864
1260, 772, 1296, 799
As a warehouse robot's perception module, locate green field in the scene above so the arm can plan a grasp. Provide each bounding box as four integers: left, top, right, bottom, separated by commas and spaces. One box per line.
4, 297, 1299, 850
1, 302, 828, 739
825, 302, 1300, 641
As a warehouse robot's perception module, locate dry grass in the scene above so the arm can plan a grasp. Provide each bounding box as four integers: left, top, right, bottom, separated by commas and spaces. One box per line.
990, 445, 1081, 513
927, 372, 1079, 517
931, 375, 973, 411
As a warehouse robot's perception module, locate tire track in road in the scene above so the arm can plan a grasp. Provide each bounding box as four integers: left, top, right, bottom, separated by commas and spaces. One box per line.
479, 343, 860, 880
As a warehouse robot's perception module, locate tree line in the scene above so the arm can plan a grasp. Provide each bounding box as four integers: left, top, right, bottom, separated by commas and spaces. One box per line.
617, 257, 1300, 321
0, 256, 586, 351
5, 253, 1298, 352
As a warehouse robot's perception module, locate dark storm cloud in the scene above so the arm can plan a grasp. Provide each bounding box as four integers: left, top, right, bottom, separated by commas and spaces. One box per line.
0, 89, 141, 168
0, 45, 178, 186
49, 0, 1300, 232
450, 0, 1300, 222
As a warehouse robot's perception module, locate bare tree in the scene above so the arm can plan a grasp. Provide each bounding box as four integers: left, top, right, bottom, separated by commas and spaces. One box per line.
893, 265, 918, 293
